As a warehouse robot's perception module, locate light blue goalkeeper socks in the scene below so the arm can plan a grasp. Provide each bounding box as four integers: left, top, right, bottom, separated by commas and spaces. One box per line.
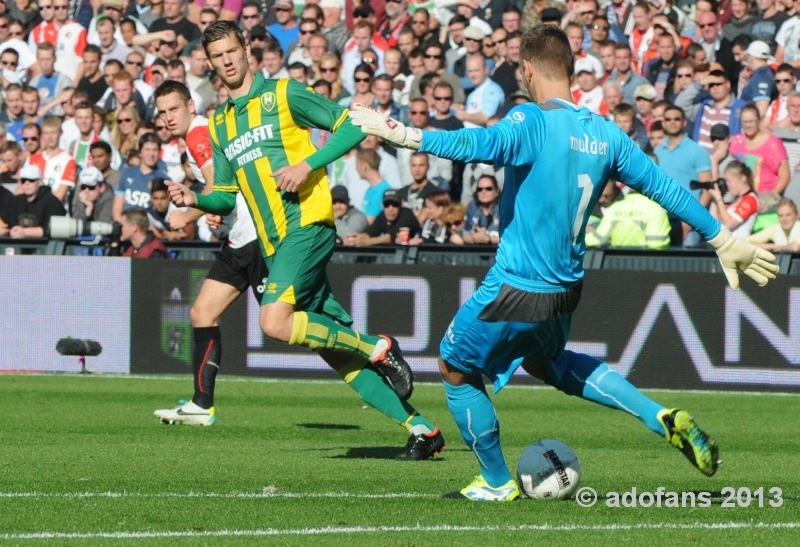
444, 379, 513, 487
556, 350, 665, 435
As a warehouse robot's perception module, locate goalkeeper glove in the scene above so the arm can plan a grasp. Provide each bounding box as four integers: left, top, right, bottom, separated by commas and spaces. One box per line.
708, 225, 779, 289
349, 103, 423, 150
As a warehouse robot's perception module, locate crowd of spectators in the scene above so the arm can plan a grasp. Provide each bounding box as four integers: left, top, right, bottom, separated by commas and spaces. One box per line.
0, 0, 800, 253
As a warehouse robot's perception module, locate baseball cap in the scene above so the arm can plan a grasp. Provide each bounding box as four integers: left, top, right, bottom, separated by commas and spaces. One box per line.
463, 26, 486, 41
103, 0, 124, 10
19, 163, 41, 181
575, 57, 595, 75
78, 166, 104, 187
383, 189, 402, 205
273, 0, 293, 8
634, 83, 657, 101
710, 123, 730, 140
744, 40, 772, 60
540, 8, 563, 23
249, 26, 268, 40
318, 0, 343, 9
331, 185, 349, 203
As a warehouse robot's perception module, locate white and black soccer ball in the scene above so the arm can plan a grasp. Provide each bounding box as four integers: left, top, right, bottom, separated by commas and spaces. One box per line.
516, 439, 581, 500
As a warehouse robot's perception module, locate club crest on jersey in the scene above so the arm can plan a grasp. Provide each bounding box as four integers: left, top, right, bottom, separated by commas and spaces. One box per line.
261, 92, 276, 113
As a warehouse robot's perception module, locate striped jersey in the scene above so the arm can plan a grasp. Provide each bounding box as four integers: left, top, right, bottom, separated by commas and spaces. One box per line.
209, 74, 358, 257
187, 115, 257, 249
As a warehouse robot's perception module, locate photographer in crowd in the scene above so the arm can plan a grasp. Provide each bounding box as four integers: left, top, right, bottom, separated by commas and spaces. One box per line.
709, 161, 760, 239
119, 207, 170, 259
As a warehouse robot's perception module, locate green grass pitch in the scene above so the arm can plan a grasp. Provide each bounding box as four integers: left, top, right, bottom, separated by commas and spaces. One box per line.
1, 374, 798, 545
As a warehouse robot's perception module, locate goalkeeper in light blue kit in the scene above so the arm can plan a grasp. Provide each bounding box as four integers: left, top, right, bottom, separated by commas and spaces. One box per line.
350, 25, 780, 501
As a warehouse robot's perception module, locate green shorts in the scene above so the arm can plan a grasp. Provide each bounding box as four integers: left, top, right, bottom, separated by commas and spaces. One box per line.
262, 222, 352, 326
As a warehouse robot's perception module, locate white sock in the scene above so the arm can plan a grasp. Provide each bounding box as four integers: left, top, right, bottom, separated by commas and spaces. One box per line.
409, 424, 432, 436
368, 337, 389, 361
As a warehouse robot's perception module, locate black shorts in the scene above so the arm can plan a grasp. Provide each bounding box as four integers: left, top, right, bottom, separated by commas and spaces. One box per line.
206, 240, 268, 301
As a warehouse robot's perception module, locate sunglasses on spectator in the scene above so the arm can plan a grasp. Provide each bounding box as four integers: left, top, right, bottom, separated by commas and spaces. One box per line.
118, 118, 134, 123
320, 66, 337, 73
410, 110, 427, 115
242, 14, 260, 20
354, 77, 371, 83
776, 78, 793, 83
477, 186, 495, 192
677, 73, 693, 78
20, 178, 38, 183
383, 201, 400, 207
126, 60, 144, 66
80, 184, 98, 191
54, 4, 69, 10
698, 22, 717, 28
707, 81, 725, 88
484, 42, 495, 47
495, 38, 507, 44
434, 95, 452, 101
424, 53, 441, 59
300, 29, 316, 35
22, 136, 39, 142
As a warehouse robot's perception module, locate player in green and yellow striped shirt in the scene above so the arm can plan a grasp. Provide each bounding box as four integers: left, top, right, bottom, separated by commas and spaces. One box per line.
167, 21, 444, 460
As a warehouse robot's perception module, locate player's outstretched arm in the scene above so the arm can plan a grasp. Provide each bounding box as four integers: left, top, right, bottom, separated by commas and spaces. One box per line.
708, 225, 779, 289
349, 103, 422, 150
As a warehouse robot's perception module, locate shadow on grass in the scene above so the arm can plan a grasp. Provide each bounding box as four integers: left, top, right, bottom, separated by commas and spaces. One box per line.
297, 423, 361, 430
330, 446, 406, 459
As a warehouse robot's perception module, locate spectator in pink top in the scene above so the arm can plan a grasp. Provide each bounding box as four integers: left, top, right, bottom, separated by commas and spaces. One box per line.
729, 104, 789, 201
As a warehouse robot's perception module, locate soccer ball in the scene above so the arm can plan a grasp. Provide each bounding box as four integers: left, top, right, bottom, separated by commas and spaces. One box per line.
516, 439, 581, 500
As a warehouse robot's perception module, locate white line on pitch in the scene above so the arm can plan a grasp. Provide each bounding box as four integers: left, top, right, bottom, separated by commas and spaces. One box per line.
2, 522, 800, 540
0, 490, 436, 500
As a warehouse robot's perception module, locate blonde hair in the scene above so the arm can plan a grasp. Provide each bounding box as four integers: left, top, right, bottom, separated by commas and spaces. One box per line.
442, 203, 467, 225
777, 198, 798, 215
111, 105, 141, 159
318, 52, 344, 98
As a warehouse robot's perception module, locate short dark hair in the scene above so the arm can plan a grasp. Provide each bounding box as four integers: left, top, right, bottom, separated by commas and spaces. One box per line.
151, 177, 169, 194
90, 141, 112, 155
663, 104, 685, 120
520, 25, 573, 81
154, 80, 192, 103
0, 48, 19, 62
138, 132, 161, 151
202, 20, 246, 54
